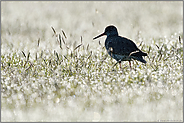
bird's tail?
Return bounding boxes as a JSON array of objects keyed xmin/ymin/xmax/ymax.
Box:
[
  {"xmin": 133, "ymin": 56, "xmax": 147, "ymax": 63},
  {"xmin": 129, "ymin": 50, "xmax": 147, "ymax": 63},
  {"xmin": 140, "ymin": 51, "xmax": 147, "ymax": 56},
  {"xmin": 138, "ymin": 58, "xmax": 147, "ymax": 63}
]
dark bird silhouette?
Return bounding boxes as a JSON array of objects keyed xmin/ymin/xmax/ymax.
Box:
[{"xmin": 93, "ymin": 25, "xmax": 147, "ymax": 69}]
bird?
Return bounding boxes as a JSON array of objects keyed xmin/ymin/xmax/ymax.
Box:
[{"xmin": 93, "ymin": 25, "xmax": 147, "ymax": 69}]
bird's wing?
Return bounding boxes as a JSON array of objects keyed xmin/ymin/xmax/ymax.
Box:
[{"xmin": 107, "ymin": 36, "xmax": 140, "ymax": 56}]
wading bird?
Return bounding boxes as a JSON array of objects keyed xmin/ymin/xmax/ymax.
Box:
[{"xmin": 93, "ymin": 25, "xmax": 147, "ymax": 69}]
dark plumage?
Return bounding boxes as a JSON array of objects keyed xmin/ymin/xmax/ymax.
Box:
[{"xmin": 93, "ymin": 25, "xmax": 147, "ymax": 69}]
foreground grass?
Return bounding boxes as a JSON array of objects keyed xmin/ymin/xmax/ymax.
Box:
[{"xmin": 1, "ymin": 29, "xmax": 183, "ymax": 121}]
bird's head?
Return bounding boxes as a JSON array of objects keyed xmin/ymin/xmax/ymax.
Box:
[{"xmin": 93, "ymin": 25, "xmax": 118, "ymax": 40}]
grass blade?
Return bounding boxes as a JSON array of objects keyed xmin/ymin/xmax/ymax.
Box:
[
  {"xmin": 22, "ymin": 51, "xmax": 26, "ymax": 58},
  {"xmin": 40, "ymin": 50, "xmax": 43, "ymax": 58},
  {"xmin": 74, "ymin": 44, "xmax": 82, "ymax": 51},
  {"xmin": 155, "ymin": 44, "xmax": 159, "ymax": 49},
  {"xmin": 37, "ymin": 38, "xmax": 40, "ymax": 47},
  {"xmin": 87, "ymin": 44, "xmax": 89, "ymax": 50},
  {"xmin": 179, "ymin": 36, "xmax": 181, "ymax": 44},
  {"xmin": 51, "ymin": 26, "xmax": 56, "ymax": 35},
  {"xmin": 81, "ymin": 36, "xmax": 82, "ymax": 44},
  {"xmin": 43, "ymin": 58, "xmax": 47, "ymax": 65},
  {"xmin": 59, "ymin": 34, "xmax": 62, "ymax": 49},
  {"xmin": 62, "ymin": 30, "xmax": 67, "ymax": 39},
  {"xmin": 63, "ymin": 55, "xmax": 68, "ymax": 60},
  {"xmin": 148, "ymin": 46, "xmax": 151, "ymax": 54},
  {"xmin": 27, "ymin": 52, "xmax": 30, "ymax": 61},
  {"xmin": 138, "ymin": 41, "xmax": 143, "ymax": 47},
  {"xmin": 62, "ymin": 36, "xmax": 66, "ymax": 44},
  {"xmin": 56, "ymin": 52, "xmax": 59, "ymax": 61},
  {"xmin": 99, "ymin": 41, "xmax": 101, "ymax": 45},
  {"xmin": 86, "ymin": 51, "xmax": 92, "ymax": 60},
  {"xmin": 35, "ymin": 53, "xmax": 37, "ymax": 61}
]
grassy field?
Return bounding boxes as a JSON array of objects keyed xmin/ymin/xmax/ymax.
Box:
[{"xmin": 1, "ymin": 1, "xmax": 183, "ymax": 122}]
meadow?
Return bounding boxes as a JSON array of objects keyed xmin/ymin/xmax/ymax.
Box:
[{"xmin": 1, "ymin": 1, "xmax": 183, "ymax": 122}]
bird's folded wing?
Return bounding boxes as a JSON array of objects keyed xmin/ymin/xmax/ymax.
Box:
[{"xmin": 107, "ymin": 38, "xmax": 139, "ymax": 56}]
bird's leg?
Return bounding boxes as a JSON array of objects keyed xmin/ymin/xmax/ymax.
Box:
[
  {"xmin": 129, "ymin": 61, "xmax": 132, "ymax": 70},
  {"xmin": 119, "ymin": 61, "xmax": 122, "ymax": 70}
]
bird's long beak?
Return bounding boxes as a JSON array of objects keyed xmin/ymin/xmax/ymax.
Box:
[{"xmin": 93, "ymin": 33, "xmax": 105, "ymax": 40}]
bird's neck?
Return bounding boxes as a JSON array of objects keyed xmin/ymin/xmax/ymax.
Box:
[{"xmin": 107, "ymin": 34, "xmax": 118, "ymax": 37}]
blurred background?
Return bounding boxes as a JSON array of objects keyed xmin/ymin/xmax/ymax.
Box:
[{"xmin": 1, "ymin": 1, "xmax": 183, "ymax": 53}]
